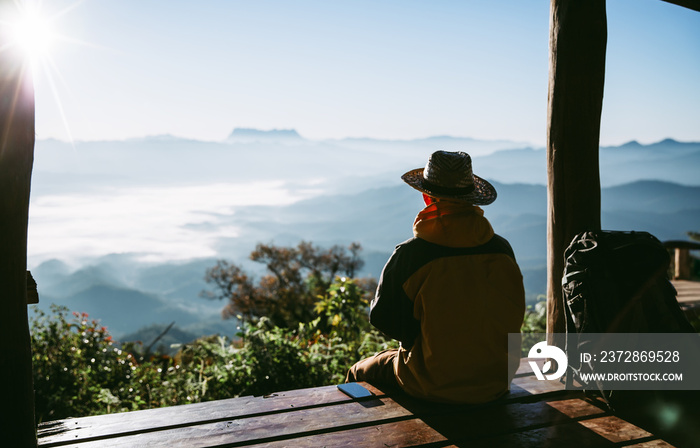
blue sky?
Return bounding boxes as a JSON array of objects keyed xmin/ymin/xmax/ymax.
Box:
[{"xmin": 25, "ymin": 0, "xmax": 700, "ymax": 146}]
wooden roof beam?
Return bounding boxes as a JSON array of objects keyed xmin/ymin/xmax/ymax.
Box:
[{"xmin": 660, "ymin": 0, "xmax": 700, "ymax": 13}]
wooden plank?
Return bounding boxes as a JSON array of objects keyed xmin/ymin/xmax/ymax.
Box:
[
  {"xmin": 40, "ymin": 368, "xmax": 572, "ymax": 446},
  {"xmin": 40, "ymin": 396, "xmax": 606, "ymax": 448},
  {"xmin": 0, "ymin": 0, "xmax": 38, "ymax": 445},
  {"xmin": 36, "ymin": 373, "xmax": 677, "ymax": 448},
  {"xmin": 412, "ymin": 398, "xmax": 606, "ymax": 443},
  {"xmin": 38, "ymin": 383, "xmax": 385, "ymax": 446},
  {"xmin": 378, "ymin": 374, "xmax": 569, "ymax": 417},
  {"xmin": 458, "ymin": 420, "xmax": 617, "ymax": 447},
  {"xmin": 405, "ymin": 397, "xmax": 669, "ymax": 448},
  {"xmin": 546, "ymin": 0, "xmax": 606, "ymax": 345},
  {"xmin": 546, "ymin": 398, "xmax": 605, "ymax": 418},
  {"xmin": 511, "ymin": 374, "xmax": 565, "ymax": 395},
  {"xmin": 579, "ymin": 415, "xmax": 653, "ymax": 443},
  {"xmin": 38, "ymin": 365, "xmax": 556, "ymax": 443},
  {"xmin": 626, "ymin": 440, "xmax": 676, "ymax": 448},
  {"xmin": 39, "ymin": 397, "xmax": 417, "ymax": 448},
  {"xmin": 672, "ymin": 279, "xmax": 700, "ymax": 304},
  {"xmin": 40, "ymin": 378, "xmax": 594, "ymax": 448},
  {"xmin": 674, "ymin": 279, "xmax": 700, "ymax": 322},
  {"xmin": 245, "ymin": 419, "xmax": 449, "ymax": 448}
]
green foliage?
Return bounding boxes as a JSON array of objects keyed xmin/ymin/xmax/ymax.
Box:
[
  {"xmin": 520, "ymin": 296, "xmax": 547, "ymax": 357},
  {"xmin": 30, "ymin": 305, "xmax": 134, "ymax": 422},
  {"xmin": 314, "ymin": 276, "xmax": 374, "ymax": 341},
  {"xmin": 31, "ymin": 277, "xmax": 396, "ymax": 422},
  {"xmin": 228, "ymin": 276, "xmax": 395, "ymax": 394},
  {"xmin": 521, "ymin": 296, "xmax": 547, "ymax": 334},
  {"xmin": 231, "ymin": 320, "xmax": 327, "ymax": 395}
]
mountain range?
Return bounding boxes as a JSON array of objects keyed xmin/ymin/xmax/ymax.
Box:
[{"xmin": 28, "ymin": 132, "xmax": 700, "ymax": 345}]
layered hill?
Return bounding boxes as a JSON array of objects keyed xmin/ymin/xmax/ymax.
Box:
[{"xmin": 28, "ymin": 133, "xmax": 700, "ymax": 342}]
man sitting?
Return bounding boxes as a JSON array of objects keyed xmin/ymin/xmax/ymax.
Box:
[{"xmin": 346, "ymin": 150, "xmax": 525, "ymax": 404}]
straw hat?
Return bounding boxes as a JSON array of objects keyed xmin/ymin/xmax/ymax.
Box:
[{"xmin": 401, "ymin": 150, "xmax": 497, "ymax": 205}]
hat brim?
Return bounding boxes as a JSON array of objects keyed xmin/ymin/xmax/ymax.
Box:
[{"xmin": 401, "ymin": 168, "xmax": 497, "ymax": 205}]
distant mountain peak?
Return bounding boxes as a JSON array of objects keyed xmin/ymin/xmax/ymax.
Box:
[
  {"xmin": 227, "ymin": 128, "xmax": 302, "ymax": 141},
  {"xmin": 619, "ymin": 140, "xmax": 642, "ymax": 148},
  {"xmin": 614, "ymin": 138, "xmax": 692, "ymax": 149}
]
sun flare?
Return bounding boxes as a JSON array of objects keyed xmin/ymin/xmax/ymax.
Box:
[
  {"xmin": 1, "ymin": 0, "xmax": 93, "ymax": 145},
  {"xmin": 6, "ymin": 4, "xmax": 55, "ymax": 62},
  {"xmin": 12, "ymin": 12, "xmax": 53, "ymax": 58}
]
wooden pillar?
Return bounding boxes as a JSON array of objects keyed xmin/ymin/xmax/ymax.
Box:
[
  {"xmin": 0, "ymin": 0, "xmax": 38, "ymax": 445},
  {"xmin": 546, "ymin": 0, "xmax": 607, "ymax": 345},
  {"xmin": 675, "ymin": 248, "xmax": 691, "ymax": 280}
]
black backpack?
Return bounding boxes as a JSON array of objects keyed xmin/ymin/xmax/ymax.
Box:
[{"xmin": 562, "ymin": 230, "xmax": 695, "ymax": 407}]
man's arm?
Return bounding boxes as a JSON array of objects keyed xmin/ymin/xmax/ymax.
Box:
[{"xmin": 369, "ymin": 244, "xmax": 421, "ymax": 349}]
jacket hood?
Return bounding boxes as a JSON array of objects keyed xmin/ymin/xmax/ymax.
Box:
[{"xmin": 413, "ymin": 200, "xmax": 494, "ymax": 247}]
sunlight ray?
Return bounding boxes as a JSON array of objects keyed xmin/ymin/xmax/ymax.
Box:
[
  {"xmin": 45, "ymin": 52, "xmax": 77, "ymax": 103},
  {"xmin": 49, "ymin": 0, "xmax": 88, "ymax": 22},
  {"xmin": 53, "ymin": 33, "xmax": 109, "ymax": 51},
  {"xmin": 40, "ymin": 57, "xmax": 76, "ymax": 148}
]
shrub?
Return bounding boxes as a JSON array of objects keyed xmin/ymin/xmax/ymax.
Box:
[
  {"xmin": 30, "ymin": 305, "xmax": 135, "ymax": 421},
  {"xmin": 30, "ymin": 277, "xmax": 396, "ymax": 421},
  {"xmin": 521, "ymin": 296, "xmax": 547, "ymax": 334},
  {"xmin": 520, "ymin": 296, "xmax": 547, "ymax": 356}
]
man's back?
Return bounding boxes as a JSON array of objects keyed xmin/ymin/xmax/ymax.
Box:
[{"xmin": 371, "ymin": 209, "xmax": 525, "ymax": 403}]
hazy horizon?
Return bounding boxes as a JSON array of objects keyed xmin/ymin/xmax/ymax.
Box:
[
  {"xmin": 27, "ymin": 136, "xmax": 700, "ymax": 269},
  {"xmin": 18, "ymin": 1, "xmax": 700, "ymax": 147},
  {"xmin": 31, "ymin": 130, "xmax": 700, "ymax": 147}
]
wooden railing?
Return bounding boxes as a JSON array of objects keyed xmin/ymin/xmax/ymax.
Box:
[{"xmin": 665, "ymin": 240, "xmax": 700, "ymax": 280}]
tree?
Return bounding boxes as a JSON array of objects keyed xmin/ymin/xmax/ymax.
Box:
[{"xmin": 202, "ymin": 241, "xmax": 367, "ymax": 329}]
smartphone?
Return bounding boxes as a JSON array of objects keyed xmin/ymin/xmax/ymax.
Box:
[{"xmin": 337, "ymin": 382, "xmax": 373, "ymax": 399}]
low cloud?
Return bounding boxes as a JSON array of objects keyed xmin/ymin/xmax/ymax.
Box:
[{"xmin": 28, "ymin": 181, "xmax": 320, "ymax": 266}]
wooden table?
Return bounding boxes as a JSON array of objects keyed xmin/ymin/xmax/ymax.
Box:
[{"xmin": 38, "ymin": 359, "xmax": 691, "ymax": 447}]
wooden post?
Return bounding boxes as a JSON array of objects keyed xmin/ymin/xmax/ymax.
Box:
[
  {"xmin": 675, "ymin": 248, "xmax": 691, "ymax": 280},
  {"xmin": 546, "ymin": 0, "xmax": 606, "ymax": 345},
  {"xmin": 0, "ymin": 0, "xmax": 38, "ymax": 445}
]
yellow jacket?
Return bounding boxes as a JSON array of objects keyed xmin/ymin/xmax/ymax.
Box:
[{"xmin": 370, "ymin": 200, "xmax": 525, "ymax": 403}]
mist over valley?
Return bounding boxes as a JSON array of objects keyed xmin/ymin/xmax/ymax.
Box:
[{"xmin": 28, "ymin": 132, "xmax": 700, "ymax": 345}]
